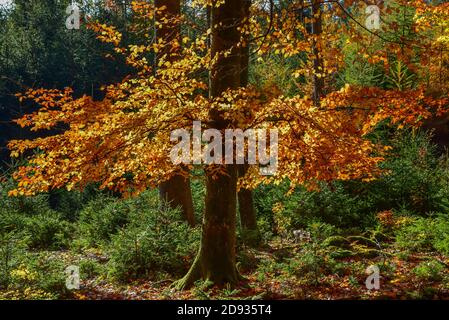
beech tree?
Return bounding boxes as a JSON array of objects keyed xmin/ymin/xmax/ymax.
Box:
[
  {"xmin": 8, "ymin": 0, "xmax": 448, "ymax": 288},
  {"xmin": 237, "ymin": 0, "xmax": 260, "ymax": 244},
  {"xmin": 175, "ymin": 0, "xmax": 246, "ymax": 288},
  {"xmin": 155, "ymin": 0, "xmax": 195, "ymax": 226}
]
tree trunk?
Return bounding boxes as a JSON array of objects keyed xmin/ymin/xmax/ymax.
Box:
[
  {"xmin": 159, "ymin": 176, "xmax": 195, "ymax": 227},
  {"xmin": 175, "ymin": 0, "xmax": 244, "ymax": 289},
  {"xmin": 175, "ymin": 165, "xmax": 240, "ymax": 288},
  {"xmin": 238, "ymin": 165, "xmax": 260, "ymax": 244},
  {"xmin": 155, "ymin": 0, "xmax": 195, "ymax": 226},
  {"xmin": 237, "ymin": 0, "xmax": 260, "ymax": 245}
]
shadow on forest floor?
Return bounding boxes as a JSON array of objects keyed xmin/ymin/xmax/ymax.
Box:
[{"xmin": 72, "ymin": 237, "xmax": 449, "ymax": 300}]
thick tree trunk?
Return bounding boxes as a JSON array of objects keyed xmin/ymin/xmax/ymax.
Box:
[
  {"xmin": 237, "ymin": 0, "xmax": 260, "ymax": 245},
  {"xmin": 175, "ymin": 0, "xmax": 244, "ymax": 289},
  {"xmin": 175, "ymin": 166, "xmax": 240, "ymax": 288},
  {"xmin": 155, "ymin": 0, "xmax": 195, "ymax": 226}
]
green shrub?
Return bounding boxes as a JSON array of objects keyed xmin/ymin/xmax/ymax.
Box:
[
  {"xmin": 0, "ymin": 232, "xmax": 28, "ymax": 289},
  {"xmin": 77, "ymin": 195, "xmax": 130, "ymax": 246},
  {"xmin": 23, "ymin": 212, "xmax": 73, "ymax": 249},
  {"xmin": 0, "ymin": 211, "xmax": 73, "ymax": 250},
  {"xmin": 79, "ymin": 259, "xmax": 103, "ymax": 280},
  {"xmin": 26, "ymin": 253, "xmax": 70, "ymax": 297},
  {"xmin": 254, "ymin": 177, "xmax": 375, "ymax": 233},
  {"xmin": 0, "ymin": 210, "xmax": 27, "ymax": 235},
  {"xmin": 253, "ymin": 182, "xmax": 289, "ymax": 236},
  {"xmin": 0, "ymin": 210, "xmax": 73, "ymax": 250},
  {"xmin": 395, "ymin": 217, "xmax": 434, "ymax": 252},
  {"xmin": 253, "ymin": 130, "xmax": 449, "ymax": 233},
  {"xmin": 256, "ymin": 217, "xmax": 274, "ymax": 242},
  {"xmin": 287, "ymin": 247, "xmax": 328, "ymax": 285},
  {"xmin": 107, "ymin": 192, "xmax": 200, "ymax": 281},
  {"xmin": 4, "ymin": 252, "xmax": 70, "ymax": 300},
  {"xmin": 0, "ymin": 178, "xmax": 74, "ymax": 250},
  {"xmin": 413, "ymin": 260, "xmax": 445, "ymax": 282},
  {"xmin": 432, "ymin": 218, "xmax": 449, "ymax": 255},
  {"xmin": 254, "ymin": 239, "xmax": 339, "ymax": 287},
  {"xmin": 307, "ymin": 221, "xmax": 340, "ymax": 242},
  {"xmin": 395, "ymin": 214, "xmax": 449, "ymax": 255},
  {"xmin": 0, "ymin": 242, "xmax": 70, "ymax": 300},
  {"xmin": 369, "ymin": 131, "xmax": 449, "ymax": 215}
]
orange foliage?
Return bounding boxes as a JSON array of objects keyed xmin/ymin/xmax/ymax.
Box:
[{"xmin": 7, "ymin": 0, "xmax": 448, "ymax": 197}]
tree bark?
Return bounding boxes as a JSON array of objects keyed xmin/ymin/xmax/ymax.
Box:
[
  {"xmin": 155, "ymin": 0, "xmax": 195, "ymax": 226},
  {"xmin": 237, "ymin": 0, "xmax": 260, "ymax": 245},
  {"xmin": 238, "ymin": 165, "xmax": 260, "ymax": 243},
  {"xmin": 175, "ymin": 0, "xmax": 244, "ymax": 289},
  {"xmin": 159, "ymin": 176, "xmax": 195, "ymax": 227},
  {"xmin": 175, "ymin": 166, "xmax": 240, "ymax": 288}
]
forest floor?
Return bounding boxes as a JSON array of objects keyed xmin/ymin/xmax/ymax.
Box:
[{"xmin": 70, "ymin": 238, "xmax": 449, "ymax": 300}]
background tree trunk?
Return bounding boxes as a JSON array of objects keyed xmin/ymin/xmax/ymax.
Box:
[
  {"xmin": 238, "ymin": 166, "xmax": 260, "ymax": 244},
  {"xmin": 237, "ymin": 0, "xmax": 260, "ymax": 245},
  {"xmin": 159, "ymin": 176, "xmax": 195, "ymax": 226},
  {"xmin": 155, "ymin": 0, "xmax": 195, "ymax": 226},
  {"xmin": 175, "ymin": 0, "xmax": 244, "ymax": 289}
]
